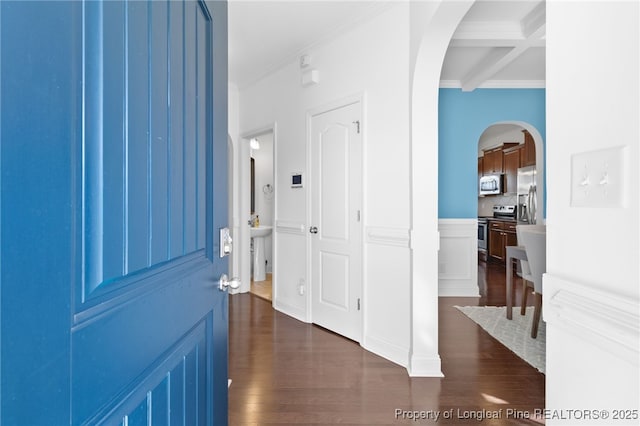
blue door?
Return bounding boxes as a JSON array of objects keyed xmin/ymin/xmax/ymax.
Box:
[{"xmin": 0, "ymin": 1, "xmax": 229, "ymax": 424}]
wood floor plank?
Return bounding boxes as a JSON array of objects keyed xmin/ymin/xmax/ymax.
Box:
[{"xmin": 229, "ymin": 260, "xmax": 545, "ymax": 425}]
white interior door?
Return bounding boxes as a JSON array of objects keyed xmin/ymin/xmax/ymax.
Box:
[{"xmin": 310, "ymin": 101, "xmax": 362, "ymax": 342}]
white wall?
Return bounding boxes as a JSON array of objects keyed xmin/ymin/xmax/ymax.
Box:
[
  {"xmin": 229, "ymin": 83, "xmax": 240, "ymax": 148},
  {"xmin": 238, "ymin": 5, "xmax": 413, "ymax": 366},
  {"xmin": 251, "ymin": 131, "xmax": 274, "ymax": 272},
  {"xmin": 228, "ymin": 83, "xmax": 241, "ymax": 283},
  {"xmin": 546, "ymin": 1, "xmax": 639, "ymax": 423}
]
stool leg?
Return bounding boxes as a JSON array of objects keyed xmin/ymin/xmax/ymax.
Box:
[
  {"xmin": 520, "ymin": 281, "xmax": 529, "ymax": 315},
  {"xmin": 531, "ymin": 292, "xmax": 543, "ymax": 338}
]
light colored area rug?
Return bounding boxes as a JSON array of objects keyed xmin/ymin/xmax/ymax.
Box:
[{"xmin": 455, "ymin": 306, "xmax": 546, "ymax": 374}]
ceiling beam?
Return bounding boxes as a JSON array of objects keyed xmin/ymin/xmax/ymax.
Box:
[{"xmin": 459, "ymin": 2, "xmax": 546, "ymax": 91}]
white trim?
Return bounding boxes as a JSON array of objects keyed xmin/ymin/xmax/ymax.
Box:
[
  {"xmin": 440, "ymin": 80, "xmax": 546, "ymax": 89},
  {"xmin": 306, "ymin": 92, "xmax": 364, "ymax": 119},
  {"xmin": 544, "ymin": 274, "xmax": 640, "ymax": 366},
  {"xmin": 240, "ymin": 124, "xmax": 276, "ymax": 141},
  {"xmin": 275, "ymin": 220, "xmax": 305, "ymax": 235},
  {"xmin": 452, "ymin": 20, "xmax": 524, "ymax": 41},
  {"xmin": 273, "ymin": 298, "xmax": 308, "ymax": 325},
  {"xmin": 408, "ymin": 354, "xmax": 445, "ymax": 378},
  {"xmin": 363, "ymin": 335, "xmax": 410, "ymax": 368},
  {"xmin": 365, "ymin": 226, "xmax": 411, "ymax": 248}
]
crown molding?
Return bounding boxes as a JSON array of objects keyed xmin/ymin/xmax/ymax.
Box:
[{"xmin": 440, "ymin": 80, "xmax": 545, "ymax": 89}]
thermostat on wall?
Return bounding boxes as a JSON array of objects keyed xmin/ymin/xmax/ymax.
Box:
[{"xmin": 291, "ymin": 172, "xmax": 303, "ymax": 188}]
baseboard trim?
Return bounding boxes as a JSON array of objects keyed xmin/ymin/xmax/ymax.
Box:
[
  {"xmin": 363, "ymin": 334, "xmax": 410, "ymax": 368},
  {"xmin": 408, "ymin": 354, "xmax": 444, "ymax": 377},
  {"xmin": 273, "ymin": 298, "xmax": 308, "ymax": 324},
  {"xmin": 438, "ymin": 285, "xmax": 480, "ymax": 297}
]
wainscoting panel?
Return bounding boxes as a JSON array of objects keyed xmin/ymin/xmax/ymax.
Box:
[
  {"xmin": 544, "ymin": 274, "xmax": 639, "ymax": 416},
  {"xmin": 273, "ymin": 226, "xmax": 308, "ymax": 322},
  {"xmin": 438, "ymin": 219, "xmax": 479, "ymax": 297},
  {"xmin": 364, "ymin": 227, "xmax": 412, "ymax": 367}
]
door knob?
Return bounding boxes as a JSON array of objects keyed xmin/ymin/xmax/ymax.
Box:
[
  {"xmin": 218, "ymin": 274, "xmax": 241, "ymax": 292},
  {"xmin": 309, "ymin": 226, "xmax": 318, "ymax": 234}
]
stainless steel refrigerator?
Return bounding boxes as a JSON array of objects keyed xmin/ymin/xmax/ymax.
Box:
[{"xmin": 517, "ymin": 165, "xmax": 537, "ymax": 224}]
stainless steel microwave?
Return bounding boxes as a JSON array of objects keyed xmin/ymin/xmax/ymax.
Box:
[{"xmin": 479, "ymin": 174, "xmax": 502, "ymax": 195}]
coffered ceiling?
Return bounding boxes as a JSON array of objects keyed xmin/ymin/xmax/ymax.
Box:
[{"xmin": 228, "ymin": 0, "xmax": 546, "ymax": 91}]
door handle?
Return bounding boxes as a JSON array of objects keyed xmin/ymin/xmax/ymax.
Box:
[
  {"xmin": 309, "ymin": 226, "xmax": 318, "ymax": 234},
  {"xmin": 218, "ymin": 274, "xmax": 241, "ymax": 292}
]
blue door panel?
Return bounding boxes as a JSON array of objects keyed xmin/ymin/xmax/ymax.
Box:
[
  {"xmin": 150, "ymin": 0, "xmax": 170, "ymax": 266},
  {"xmin": 72, "ymin": 260, "xmax": 214, "ymax": 423},
  {"xmin": 150, "ymin": 375, "xmax": 169, "ymax": 426},
  {"xmin": 184, "ymin": 0, "xmax": 198, "ymax": 255},
  {"xmin": 82, "ymin": 318, "xmax": 209, "ymax": 425},
  {"xmin": 83, "ymin": 0, "xmax": 213, "ymax": 297},
  {"xmin": 197, "ymin": 8, "xmax": 208, "ymax": 251},
  {"xmin": 125, "ymin": 0, "xmax": 152, "ymax": 276},
  {"xmin": 170, "ymin": 361, "xmax": 185, "ymax": 425},
  {"xmin": 0, "ymin": 1, "xmax": 80, "ymax": 424},
  {"xmin": 102, "ymin": 0, "xmax": 127, "ymax": 283},
  {"xmin": 0, "ymin": 0, "xmax": 228, "ymax": 424},
  {"xmin": 169, "ymin": 0, "xmax": 186, "ymax": 260},
  {"xmin": 127, "ymin": 401, "xmax": 149, "ymax": 426}
]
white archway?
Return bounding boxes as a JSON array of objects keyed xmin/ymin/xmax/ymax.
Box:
[{"xmin": 408, "ymin": 0, "xmax": 474, "ymax": 377}]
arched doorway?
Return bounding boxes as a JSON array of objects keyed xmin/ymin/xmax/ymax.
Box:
[
  {"xmin": 408, "ymin": 0, "xmax": 474, "ymax": 377},
  {"xmin": 477, "ymin": 122, "xmax": 545, "ymax": 226},
  {"xmin": 409, "ymin": 1, "xmax": 546, "ymax": 377}
]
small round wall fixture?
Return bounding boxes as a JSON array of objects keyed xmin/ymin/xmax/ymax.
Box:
[{"xmin": 263, "ymin": 184, "xmax": 274, "ymax": 200}]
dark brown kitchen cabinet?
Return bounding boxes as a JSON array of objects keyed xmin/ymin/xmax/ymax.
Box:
[
  {"xmin": 488, "ymin": 220, "xmax": 518, "ymax": 262},
  {"xmin": 520, "ymin": 130, "xmax": 536, "ymax": 167},
  {"xmin": 481, "ymin": 143, "xmax": 519, "ymax": 175},
  {"xmin": 503, "ymin": 147, "xmax": 520, "ymax": 194},
  {"xmin": 489, "ymin": 226, "xmax": 503, "ymax": 260},
  {"xmin": 482, "ymin": 147, "xmax": 503, "ymax": 174}
]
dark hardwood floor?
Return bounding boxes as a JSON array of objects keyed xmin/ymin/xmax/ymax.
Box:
[{"xmin": 228, "ymin": 259, "xmax": 545, "ymax": 425}]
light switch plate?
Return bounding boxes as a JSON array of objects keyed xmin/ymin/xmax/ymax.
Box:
[
  {"xmin": 219, "ymin": 227, "xmax": 232, "ymax": 258},
  {"xmin": 571, "ymin": 146, "xmax": 626, "ymax": 208}
]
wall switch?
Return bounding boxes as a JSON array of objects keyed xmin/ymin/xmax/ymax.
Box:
[
  {"xmin": 570, "ymin": 146, "xmax": 626, "ymax": 208},
  {"xmin": 219, "ymin": 227, "xmax": 232, "ymax": 257}
]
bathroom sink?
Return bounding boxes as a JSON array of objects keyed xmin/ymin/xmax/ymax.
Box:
[
  {"xmin": 250, "ymin": 226, "xmax": 272, "ymax": 282},
  {"xmin": 250, "ymin": 226, "xmax": 272, "ymax": 238}
]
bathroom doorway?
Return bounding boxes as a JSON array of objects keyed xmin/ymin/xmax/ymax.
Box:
[{"xmin": 235, "ymin": 126, "xmax": 276, "ymax": 302}]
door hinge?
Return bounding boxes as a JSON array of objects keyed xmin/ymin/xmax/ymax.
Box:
[
  {"xmin": 357, "ymin": 210, "xmax": 361, "ymax": 222},
  {"xmin": 353, "ymin": 120, "xmax": 360, "ymax": 134},
  {"xmin": 357, "ymin": 298, "xmax": 361, "ymax": 311}
]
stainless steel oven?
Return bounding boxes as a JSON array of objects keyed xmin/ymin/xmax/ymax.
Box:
[{"xmin": 478, "ymin": 218, "xmax": 488, "ymax": 250}]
